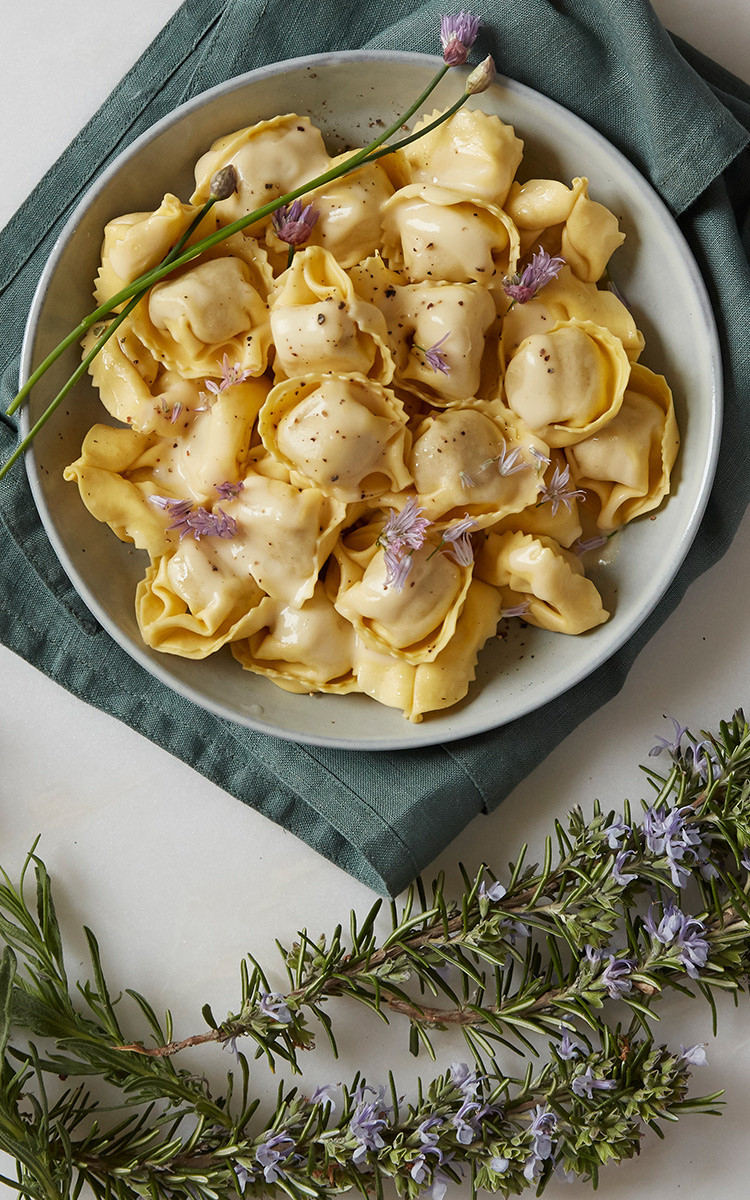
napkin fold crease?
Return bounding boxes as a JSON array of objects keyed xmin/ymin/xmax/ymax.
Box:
[{"xmin": 1, "ymin": 0, "xmax": 748, "ymax": 896}]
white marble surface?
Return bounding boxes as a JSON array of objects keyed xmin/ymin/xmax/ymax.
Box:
[{"xmin": 0, "ymin": 2, "xmax": 749, "ymax": 1197}]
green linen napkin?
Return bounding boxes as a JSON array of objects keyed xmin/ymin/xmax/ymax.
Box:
[{"xmin": 1, "ymin": 0, "xmax": 748, "ymax": 896}]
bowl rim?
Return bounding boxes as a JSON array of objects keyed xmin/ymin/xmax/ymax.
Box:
[{"xmin": 20, "ymin": 49, "xmax": 723, "ymax": 750}]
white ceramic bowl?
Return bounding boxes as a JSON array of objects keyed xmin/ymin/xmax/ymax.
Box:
[{"xmin": 21, "ymin": 50, "xmax": 722, "ymax": 751}]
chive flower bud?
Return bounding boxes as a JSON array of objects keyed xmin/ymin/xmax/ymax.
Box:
[{"xmin": 210, "ymin": 164, "xmax": 238, "ymax": 200}]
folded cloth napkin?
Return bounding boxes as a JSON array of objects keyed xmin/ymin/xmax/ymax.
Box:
[{"xmin": 1, "ymin": 0, "xmax": 748, "ymax": 896}]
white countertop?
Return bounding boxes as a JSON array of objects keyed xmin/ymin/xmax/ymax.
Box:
[{"xmin": 1, "ymin": 2, "xmax": 749, "ymax": 1197}]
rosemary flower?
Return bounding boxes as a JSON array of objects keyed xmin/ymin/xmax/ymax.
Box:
[
  {"xmin": 599, "ymin": 955, "xmax": 635, "ymax": 1000},
  {"xmin": 255, "ymin": 1131, "xmax": 296, "ymax": 1184},
  {"xmin": 271, "ymin": 199, "xmax": 319, "ymax": 246},
  {"xmin": 502, "ymin": 247, "xmax": 565, "ymax": 304},
  {"xmin": 644, "ymin": 903, "xmax": 710, "ymax": 979},
  {"xmin": 349, "ymin": 1084, "xmax": 392, "ymax": 1163},
  {"xmin": 557, "ymin": 1030, "xmax": 580, "ymax": 1060},
  {"xmin": 612, "ymin": 849, "xmax": 638, "ymax": 887},
  {"xmin": 680, "ymin": 1043, "xmax": 708, "ymax": 1067},
  {"xmin": 440, "ymin": 11, "xmax": 481, "ymax": 65},
  {"xmin": 643, "ymin": 803, "xmax": 706, "ymax": 887},
  {"xmin": 258, "ymin": 992, "xmax": 292, "ymax": 1024},
  {"xmin": 571, "ymin": 1067, "xmax": 617, "ymax": 1099}
]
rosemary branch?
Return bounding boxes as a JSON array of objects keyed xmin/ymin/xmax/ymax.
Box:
[{"xmin": 0, "ymin": 711, "xmax": 747, "ymax": 1199}]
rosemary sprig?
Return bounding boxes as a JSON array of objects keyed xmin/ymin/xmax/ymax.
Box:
[{"xmin": 0, "ymin": 711, "xmax": 747, "ymax": 1199}]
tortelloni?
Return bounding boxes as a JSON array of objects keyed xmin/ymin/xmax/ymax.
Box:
[
  {"xmin": 565, "ymin": 363, "xmax": 680, "ymax": 529},
  {"xmin": 503, "ymin": 319, "xmax": 631, "ymax": 447},
  {"xmin": 258, "ymin": 374, "xmax": 412, "ymax": 502},
  {"xmin": 66, "ymin": 100, "xmax": 680, "ymax": 722}
]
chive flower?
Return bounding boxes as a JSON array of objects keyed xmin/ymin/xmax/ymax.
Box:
[
  {"xmin": 271, "ymin": 199, "xmax": 319, "ymax": 246},
  {"xmin": 148, "ymin": 495, "xmax": 237, "ymax": 541},
  {"xmin": 378, "ymin": 499, "xmax": 432, "ymax": 590},
  {"xmin": 440, "ymin": 12, "xmax": 481, "ymax": 65},
  {"xmin": 415, "ymin": 332, "xmax": 451, "ymax": 375},
  {"xmin": 503, "ymin": 247, "xmax": 565, "ymax": 304},
  {"xmin": 537, "ymin": 463, "xmax": 586, "ymax": 516},
  {"xmin": 439, "ymin": 515, "xmax": 477, "ymax": 566}
]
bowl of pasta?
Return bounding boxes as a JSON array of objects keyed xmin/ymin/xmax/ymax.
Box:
[{"xmin": 21, "ymin": 51, "xmax": 721, "ymax": 749}]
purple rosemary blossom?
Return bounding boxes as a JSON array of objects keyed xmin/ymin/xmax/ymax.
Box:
[
  {"xmin": 204, "ymin": 353, "xmax": 253, "ymax": 396},
  {"xmin": 450, "ymin": 1062, "xmax": 483, "ymax": 1097},
  {"xmin": 233, "ymin": 1163, "xmax": 251, "ymax": 1193},
  {"xmin": 349, "ymin": 1084, "xmax": 391, "ymax": 1164},
  {"xmin": 222, "ymin": 1034, "xmax": 242, "ymax": 1064},
  {"xmin": 522, "ymin": 1104, "xmax": 557, "ymax": 1183},
  {"xmin": 649, "ymin": 717, "xmax": 720, "ymax": 784},
  {"xmin": 215, "ymin": 479, "xmax": 244, "ymax": 500},
  {"xmin": 502, "ymin": 248, "xmax": 565, "ymax": 305},
  {"xmin": 584, "ymin": 944, "xmax": 605, "ymax": 966},
  {"xmin": 418, "ymin": 332, "xmax": 451, "ymax": 375},
  {"xmin": 612, "ymin": 849, "xmax": 638, "ymax": 887},
  {"xmin": 478, "ymin": 879, "xmax": 507, "ymax": 903},
  {"xmin": 440, "ymin": 11, "xmax": 481, "ymax": 65},
  {"xmin": 644, "ymin": 902, "xmax": 710, "ymax": 979},
  {"xmin": 571, "ymin": 1067, "xmax": 617, "ymax": 1099},
  {"xmin": 309, "ymin": 1083, "xmax": 337, "ymax": 1111},
  {"xmin": 605, "ymin": 815, "xmax": 631, "ymax": 849},
  {"xmin": 378, "ymin": 499, "xmax": 432, "ymax": 590},
  {"xmin": 439, "ymin": 515, "xmax": 478, "ymax": 566},
  {"xmin": 258, "ymin": 992, "xmax": 292, "ymax": 1024},
  {"xmin": 557, "ymin": 1030, "xmax": 580, "ymax": 1061},
  {"xmin": 271, "ymin": 199, "xmax": 319, "ymax": 246},
  {"xmin": 599, "ymin": 955, "xmax": 635, "ymax": 1000},
  {"xmin": 410, "ymin": 1143, "xmax": 446, "ymax": 1186},
  {"xmin": 642, "ymin": 803, "xmax": 705, "ymax": 887},
  {"xmin": 453, "ymin": 1096, "xmax": 494, "ymax": 1144},
  {"xmin": 255, "ymin": 1132, "xmax": 296, "ymax": 1184},
  {"xmin": 680, "ymin": 1043, "xmax": 708, "ymax": 1067},
  {"xmin": 537, "ymin": 463, "xmax": 586, "ymax": 516}
]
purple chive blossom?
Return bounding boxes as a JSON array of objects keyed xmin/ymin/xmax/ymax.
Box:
[
  {"xmin": 599, "ymin": 956, "xmax": 635, "ymax": 1000},
  {"xmin": 480, "ymin": 441, "xmax": 529, "ymax": 478},
  {"xmin": 573, "ymin": 532, "xmax": 610, "ymax": 555},
  {"xmin": 530, "ymin": 446, "xmax": 551, "ymax": 469},
  {"xmin": 205, "ymin": 353, "xmax": 253, "ymax": 397},
  {"xmin": 378, "ymin": 498, "xmax": 432, "ymax": 590},
  {"xmin": 418, "ymin": 332, "xmax": 451, "ymax": 375},
  {"xmin": 680, "ymin": 1043, "xmax": 708, "ymax": 1067},
  {"xmin": 571, "ymin": 1067, "xmax": 617, "ymax": 1099},
  {"xmin": 440, "ymin": 12, "xmax": 481, "ymax": 65},
  {"xmin": 612, "ymin": 849, "xmax": 638, "ymax": 887},
  {"xmin": 537, "ymin": 463, "xmax": 586, "ymax": 516},
  {"xmin": 502, "ymin": 248, "xmax": 565, "ymax": 305},
  {"xmin": 215, "ymin": 479, "xmax": 245, "ymax": 500},
  {"xmin": 643, "ymin": 803, "xmax": 706, "ymax": 887},
  {"xmin": 169, "ymin": 401, "xmax": 183, "ymax": 424},
  {"xmin": 349, "ymin": 1084, "xmax": 392, "ymax": 1164},
  {"xmin": 271, "ymin": 199, "xmax": 319, "ymax": 246},
  {"xmin": 255, "ymin": 1132, "xmax": 296, "ymax": 1183},
  {"xmin": 258, "ymin": 992, "xmax": 292, "ymax": 1024},
  {"xmin": 644, "ymin": 903, "xmax": 710, "ymax": 979},
  {"xmin": 439, "ymin": 515, "xmax": 478, "ymax": 566},
  {"xmin": 501, "ymin": 599, "xmax": 531, "ymax": 619},
  {"xmin": 557, "ymin": 1030, "xmax": 580, "ymax": 1061},
  {"xmin": 148, "ymin": 495, "xmax": 238, "ymax": 541},
  {"xmin": 459, "ymin": 469, "xmax": 476, "ymax": 489}
]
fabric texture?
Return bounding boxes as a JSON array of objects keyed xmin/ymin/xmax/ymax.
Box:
[{"xmin": 1, "ymin": 0, "xmax": 748, "ymax": 896}]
